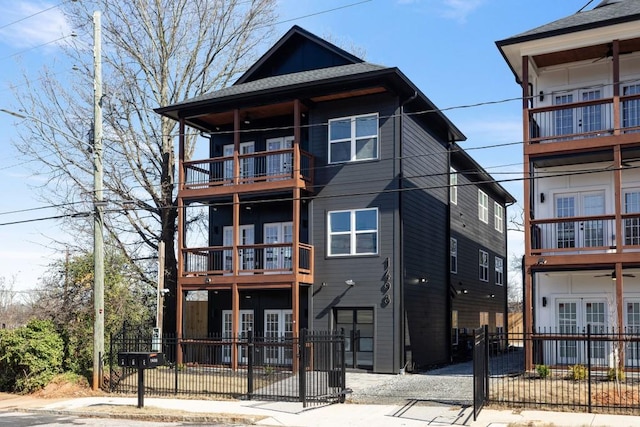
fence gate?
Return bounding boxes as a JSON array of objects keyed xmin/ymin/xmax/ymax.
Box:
[
  {"xmin": 472, "ymin": 325, "xmax": 489, "ymax": 421},
  {"xmin": 299, "ymin": 329, "xmax": 347, "ymax": 407}
]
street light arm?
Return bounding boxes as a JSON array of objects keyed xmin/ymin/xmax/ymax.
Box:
[{"xmin": 0, "ymin": 108, "xmax": 88, "ymax": 146}]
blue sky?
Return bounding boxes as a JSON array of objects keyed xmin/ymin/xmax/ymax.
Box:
[{"xmin": 0, "ymin": 0, "xmax": 590, "ymax": 293}]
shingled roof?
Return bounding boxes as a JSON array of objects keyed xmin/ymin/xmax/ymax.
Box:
[{"xmin": 498, "ymin": 0, "xmax": 640, "ymax": 46}]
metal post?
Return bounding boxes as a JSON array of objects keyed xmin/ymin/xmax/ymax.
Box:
[
  {"xmin": 587, "ymin": 324, "xmax": 592, "ymax": 413},
  {"xmin": 92, "ymin": 9, "xmax": 105, "ymax": 392},
  {"xmin": 137, "ymin": 368, "xmax": 145, "ymax": 408},
  {"xmin": 299, "ymin": 329, "xmax": 307, "ymax": 406},
  {"xmin": 247, "ymin": 330, "xmax": 254, "ymax": 399}
]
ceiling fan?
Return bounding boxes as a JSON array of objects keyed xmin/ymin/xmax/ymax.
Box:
[{"xmin": 594, "ymin": 271, "xmax": 636, "ymax": 279}]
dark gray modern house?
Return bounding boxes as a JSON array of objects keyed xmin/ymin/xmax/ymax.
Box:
[{"xmin": 156, "ymin": 25, "xmax": 515, "ymax": 374}]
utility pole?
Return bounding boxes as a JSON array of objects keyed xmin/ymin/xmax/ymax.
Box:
[{"xmin": 92, "ymin": 10, "xmax": 104, "ymax": 391}]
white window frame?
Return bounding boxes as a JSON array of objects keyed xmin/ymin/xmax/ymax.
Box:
[
  {"xmin": 450, "ymin": 168, "xmax": 458, "ymax": 205},
  {"xmin": 450, "ymin": 238, "xmax": 458, "ymax": 274},
  {"xmin": 327, "ymin": 208, "xmax": 378, "ymax": 256},
  {"xmin": 479, "ymin": 250, "xmax": 489, "ymax": 282},
  {"xmin": 478, "ymin": 190, "xmax": 489, "ymax": 223},
  {"xmin": 494, "ymin": 202, "xmax": 504, "ymax": 233},
  {"xmin": 495, "ymin": 256, "xmax": 504, "ymax": 286},
  {"xmin": 328, "ymin": 113, "xmax": 379, "ymax": 164}
]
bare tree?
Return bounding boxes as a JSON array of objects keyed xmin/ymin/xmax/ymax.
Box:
[{"xmin": 10, "ymin": 0, "xmax": 277, "ymax": 333}]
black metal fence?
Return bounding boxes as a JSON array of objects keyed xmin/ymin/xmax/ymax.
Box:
[
  {"xmin": 107, "ymin": 326, "xmax": 346, "ymax": 407},
  {"xmin": 485, "ymin": 326, "xmax": 640, "ymax": 415},
  {"xmin": 472, "ymin": 325, "xmax": 488, "ymax": 421}
]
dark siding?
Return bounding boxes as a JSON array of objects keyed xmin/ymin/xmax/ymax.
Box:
[
  {"xmin": 450, "ymin": 164, "xmax": 509, "ymax": 334},
  {"xmin": 400, "ymin": 112, "xmax": 450, "ymax": 369},
  {"xmin": 309, "ymin": 93, "xmax": 400, "ymax": 374}
]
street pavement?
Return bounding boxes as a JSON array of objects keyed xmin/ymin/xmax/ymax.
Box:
[{"xmin": 2, "ymin": 372, "xmax": 640, "ymax": 426}]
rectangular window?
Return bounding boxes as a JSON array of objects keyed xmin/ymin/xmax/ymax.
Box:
[
  {"xmin": 496, "ymin": 312, "xmax": 504, "ymax": 334},
  {"xmin": 328, "ymin": 208, "xmax": 378, "ymax": 256},
  {"xmin": 623, "ymin": 84, "xmax": 640, "ymax": 133},
  {"xmin": 328, "ymin": 113, "xmax": 378, "ymax": 163},
  {"xmin": 495, "ymin": 256, "xmax": 504, "ymax": 286},
  {"xmin": 450, "ymin": 168, "xmax": 457, "ymax": 204},
  {"xmin": 624, "ymin": 190, "xmax": 640, "ymax": 245},
  {"xmin": 479, "ymin": 250, "xmax": 489, "ymax": 282},
  {"xmin": 478, "ymin": 190, "xmax": 489, "ymax": 223},
  {"xmin": 480, "ymin": 312, "xmax": 489, "ymax": 327},
  {"xmin": 450, "ymin": 238, "xmax": 458, "ymax": 274},
  {"xmin": 494, "ymin": 202, "xmax": 504, "ymax": 233},
  {"xmin": 451, "ymin": 310, "xmax": 458, "ymax": 346}
]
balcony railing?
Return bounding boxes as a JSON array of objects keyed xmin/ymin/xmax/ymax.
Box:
[
  {"xmin": 183, "ymin": 148, "xmax": 313, "ymax": 190},
  {"xmin": 530, "ymin": 213, "xmax": 640, "ymax": 254},
  {"xmin": 183, "ymin": 243, "xmax": 314, "ymax": 277},
  {"xmin": 528, "ymin": 93, "xmax": 640, "ymax": 143}
]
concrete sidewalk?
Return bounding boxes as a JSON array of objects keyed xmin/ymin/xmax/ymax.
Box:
[{"xmin": 4, "ymin": 395, "xmax": 640, "ymax": 427}]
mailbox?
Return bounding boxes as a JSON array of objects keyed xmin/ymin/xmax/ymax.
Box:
[
  {"xmin": 117, "ymin": 352, "xmax": 164, "ymax": 369},
  {"xmin": 116, "ymin": 352, "xmax": 165, "ymax": 408}
]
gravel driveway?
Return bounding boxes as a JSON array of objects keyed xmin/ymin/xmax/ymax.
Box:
[{"xmin": 346, "ymin": 361, "xmax": 474, "ymax": 406}]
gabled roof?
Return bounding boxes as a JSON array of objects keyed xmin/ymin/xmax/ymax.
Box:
[
  {"xmin": 235, "ymin": 25, "xmax": 363, "ymax": 85},
  {"xmin": 497, "ymin": 0, "xmax": 640, "ymax": 47}
]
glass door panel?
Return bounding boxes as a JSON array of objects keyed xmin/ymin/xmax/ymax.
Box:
[
  {"xmin": 266, "ymin": 136, "xmax": 293, "ymax": 180},
  {"xmin": 335, "ymin": 308, "xmax": 374, "ymax": 369},
  {"xmin": 558, "ymin": 302, "xmax": 578, "ymax": 365},
  {"xmin": 581, "ymin": 89, "xmax": 602, "ymax": 133},
  {"xmin": 582, "ymin": 193, "xmax": 605, "ymax": 247},
  {"xmin": 585, "ymin": 301, "xmax": 607, "ymax": 364}
]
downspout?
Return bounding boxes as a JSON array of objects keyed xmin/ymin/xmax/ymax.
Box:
[
  {"xmin": 446, "ymin": 139, "xmax": 452, "ymax": 362},
  {"xmin": 399, "ymin": 91, "xmax": 418, "ymax": 372}
]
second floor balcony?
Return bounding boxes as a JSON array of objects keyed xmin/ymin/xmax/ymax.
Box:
[
  {"xmin": 530, "ymin": 213, "xmax": 640, "ymax": 255},
  {"xmin": 182, "ymin": 242, "xmax": 314, "ymax": 284},
  {"xmin": 182, "ymin": 147, "xmax": 314, "ymax": 197},
  {"xmin": 527, "ymin": 90, "xmax": 640, "ymax": 147}
]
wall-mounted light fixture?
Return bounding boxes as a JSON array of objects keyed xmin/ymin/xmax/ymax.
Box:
[
  {"xmin": 321, "ymin": 282, "xmax": 327, "ymax": 287},
  {"xmin": 488, "ymin": 294, "xmax": 495, "ymax": 298},
  {"xmin": 542, "ymin": 296, "xmax": 547, "ymax": 307},
  {"xmin": 540, "ymin": 193, "xmax": 545, "ymax": 203},
  {"xmin": 204, "ymin": 277, "xmax": 211, "ymax": 284},
  {"xmin": 539, "ymin": 90, "xmax": 544, "ymax": 102},
  {"xmin": 243, "ymin": 113, "xmax": 251, "ymax": 125},
  {"xmin": 345, "ymin": 279, "xmax": 355, "ymax": 286},
  {"xmin": 419, "ymin": 277, "xmax": 428, "ymax": 284},
  {"xmin": 537, "ymin": 257, "xmax": 547, "ymax": 265}
]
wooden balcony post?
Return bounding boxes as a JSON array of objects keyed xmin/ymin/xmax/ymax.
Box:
[
  {"xmin": 524, "ymin": 269, "xmax": 533, "ymax": 371},
  {"xmin": 233, "ymin": 109, "xmax": 240, "ymax": 185},
  {"xmin": 294, "ymin": 99, "xmax": 301, "ymax": 182},
  {"xmin": 613, "ymin": 40, "xmax": 621, "ymax": 136},
  {"xmin": 614, "ymin": 145, "xmax": 622, "ymax": 253}
]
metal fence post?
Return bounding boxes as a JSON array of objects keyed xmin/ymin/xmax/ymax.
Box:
[
  {"xmin": 484, "ymin": 324, "xmax": 489, "ymax": 402},
  {"xmin": 340, "ymin": 329, "xmax": 346, "ymax": 403},
  {"xmin": 299, "ymin": 328, "xmax": 307, "ymax": 406},
  {"xmin": 109, "ymin": 332, "xmax": 114, "ymax": 392},
  {"xmin": 247, "ymin": 330, "xmax": 254, "ymax": 400},
  {"xmin": 587, "ymin": 324, "xmax": 592, "ymax": 413},
  {"xmin": 174, "ymin": 335, "xmax": 179, "ymax": 395}
]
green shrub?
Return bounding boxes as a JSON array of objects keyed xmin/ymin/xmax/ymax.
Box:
[
  {"xmin": 0, "ymin": 319, "xmax": 64, "ymax": 393},
  {"xmin": 568, "ymin": 364, "xmax": 588, "ymax": 381},
  {"xmin": 607, "ymin": 367, "xmax": 625, "ymax": 381},
  {"xmin": 535, "ymin": 364, "xmax": 550, "ymax": 379}
]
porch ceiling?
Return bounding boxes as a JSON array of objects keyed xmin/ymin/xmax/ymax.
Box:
[{"xmin": 532, "ymin": 38, "xmax": 640, "ymax": 68}]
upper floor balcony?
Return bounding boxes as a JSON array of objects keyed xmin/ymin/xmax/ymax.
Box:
[
  {"xmin": 526, "ymin": 88, "xmax": 640, "ymax": 152},
  {"xmin": 181, "ymin": 146, "xmax": 314, "ymax": 198},
  {"xmin": 530, "ymin": 213, "xmax": 640, "ymax": 256},
  {"xmin": 181, "ymin": 242, "xmax": 314, "ymax": 286}
]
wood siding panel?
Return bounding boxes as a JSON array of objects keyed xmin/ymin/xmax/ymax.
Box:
[
  {"xmin": 309, "ymin": 93, "xmax": 400, "ymax": 373},
  {"xmin": 401, "ymin": 113, "xmax": 450, "ymax": 369}
]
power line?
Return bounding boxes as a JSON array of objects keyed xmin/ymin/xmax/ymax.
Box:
[{"xmin": 0, "ymin": 1, "xmax": 70, "ymax": 32}]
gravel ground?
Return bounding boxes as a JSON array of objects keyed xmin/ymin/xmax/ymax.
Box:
[{"xmin": 346, "ymin": 361, "xmax": 474, "ymax": 406}]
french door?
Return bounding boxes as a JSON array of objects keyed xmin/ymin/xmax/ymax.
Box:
[
  {"xmin": 557, "ymin": 300, "xmax": 607, "ymax": 365},
  {"xmin": 554, "ymin": 89, "xmax": 603, "ymax": 138},
  {"xmin": 555, "ymin": 192, "xmax": 605, "ymax": 249},
  {"xmin": 222, "ymin": 310, "xmax": 254, "ymax": 363},
  {"xmin": 625, "ymin": 301, "xmax": 640, "ymax": 366},
  {"xmin": 264, "ymin": 309, "xmax": 293, "ymax": 365},
  {"xmin": 266, "ymin": 136, "xmax": 293, "ymax": 180},
  {"xmin": 335, "ymin": 308, "xmax": 374, "ymax": 369},
  {"xmin": 263, "ymin": 222, "xmax": 293, "ymax": 274},
  {"xmin": 223, "ymin": 141, "xmax": 255, "ymax": 183},
  {"xmin": 223, "ymin": 225, "xmax": 254, "ymax": 275}
]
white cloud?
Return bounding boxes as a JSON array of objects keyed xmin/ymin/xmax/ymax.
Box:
[
  {"xmin": 440, "ymin": 0, "xmax": 484, "ymax": 23},
  {"xmin": 0, "ymin": 2, "xmax": 72, "ymax": 50}
]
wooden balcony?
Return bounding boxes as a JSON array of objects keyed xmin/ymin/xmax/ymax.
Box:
[
  {"xmin": 530, "ymin": 213, "xmax": 640, "ymax": 256},
  {"xmin": 181, "ymin": 242, "xmax": 314, "ymax": 286},
  {"xmin": 526, "ymin": 92, "xmax": 640, "ymax": 154},
  {"xmin": 181, "ymin": 148, "xmax": 314, "ymax": 198}
]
